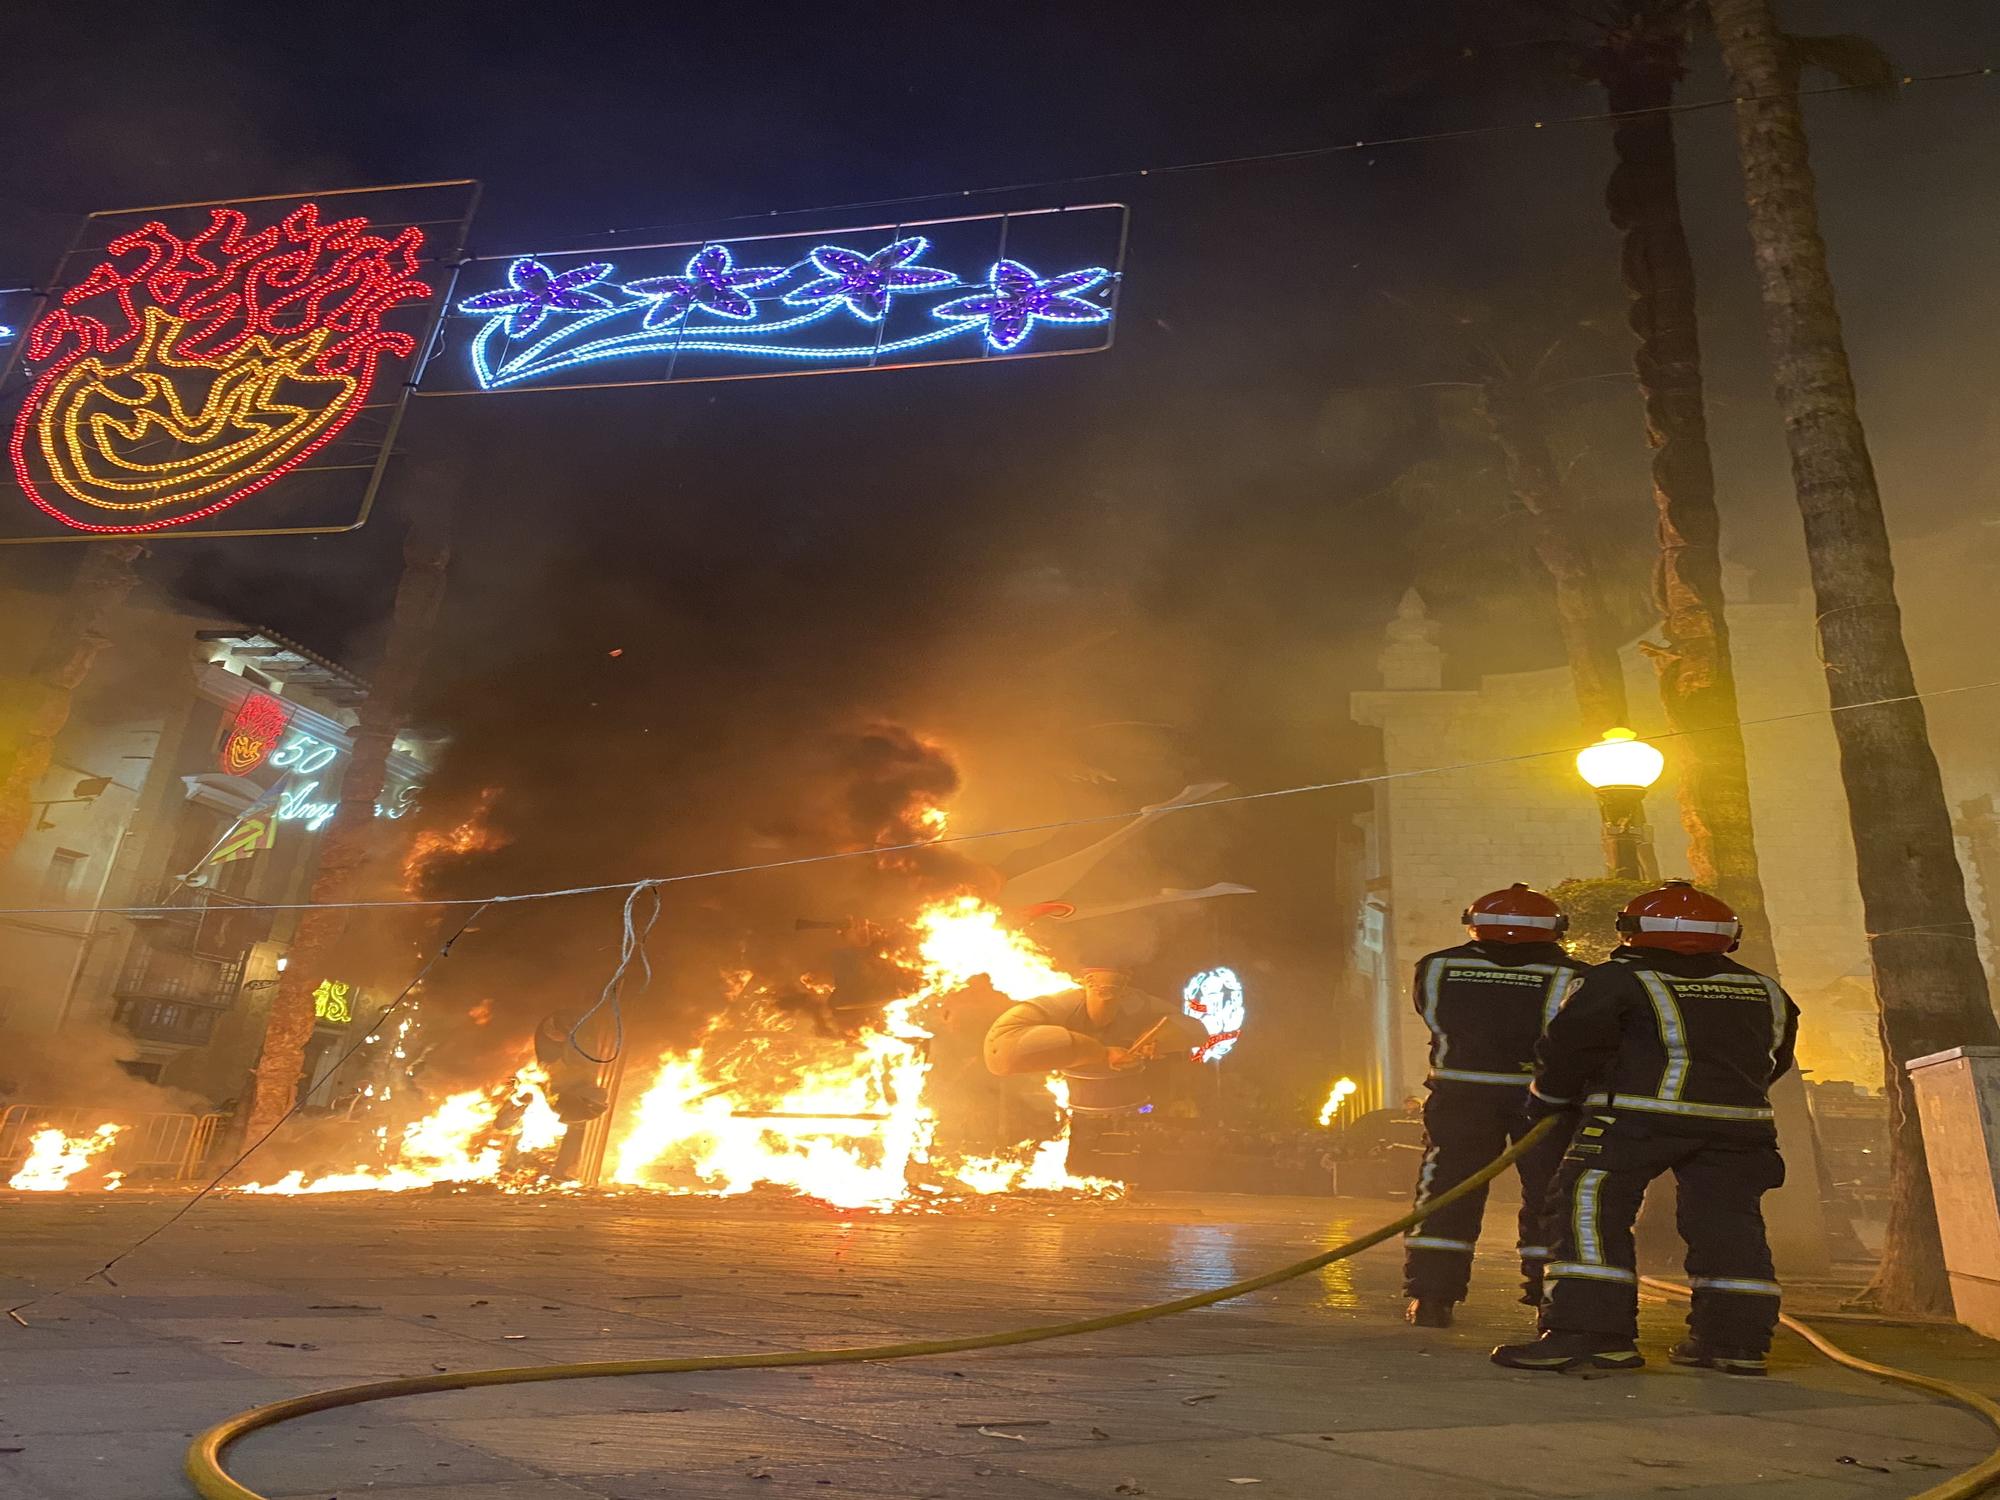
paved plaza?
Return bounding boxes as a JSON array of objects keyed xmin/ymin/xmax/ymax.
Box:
[{"xmin": 4, "ymin": 1187, "xmax": 1997, "ymax": 1500}]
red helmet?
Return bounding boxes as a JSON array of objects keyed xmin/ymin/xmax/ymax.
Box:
[
  {"xmin": 1616, "ymin": 880, "xmax": 1741, "ymax": 954},
  {"xmin": 1462, "ymin": 883, "xmax": 1568, "ymax": 944}
]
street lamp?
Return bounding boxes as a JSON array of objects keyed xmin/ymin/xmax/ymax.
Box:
[{"xmin": 1576, "ymin": 727, "xmax": 1665, "ymax": 881}]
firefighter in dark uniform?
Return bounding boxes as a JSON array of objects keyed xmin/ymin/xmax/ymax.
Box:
[
  {"xmin": 1403, "ymin": 884, "xmax": 1582, "ymax": 1328},
  {"xmin": 1493, "ymin": 880, "xmax": 1799, "ymax": 1375}
]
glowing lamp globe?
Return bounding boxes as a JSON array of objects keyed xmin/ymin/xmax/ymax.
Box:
[{"xmin": 1575, "ymin": 728, "xmax": 1664, "ymax": 792}]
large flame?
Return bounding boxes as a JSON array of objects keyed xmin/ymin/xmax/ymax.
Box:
[
  {"xmin": 8, "ymin": 1123, "xmax": 121, "ymax": 1191},
  {"xmin": 610, "ymin": 895, "xmax": 1110, "ymax": 1209},
  {"xmin": 44, "ymin": 899, "xmax": 1122, "ymax": 1210},
  {"xmin": 914, "ymin": 893, "xmax": 1074, "ymax": 1000}
]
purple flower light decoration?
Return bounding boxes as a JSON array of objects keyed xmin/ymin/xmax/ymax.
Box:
[
  {"xmin": 621, "ymin": 244, "xmax": 787, "ymax": 330},
  {"xmin": 782, "ymin": 236, "xmax": 956, "ymax": 322},
  {"xmin": 933, "ymin": 260, "xmax": 1112, "ymax": 352},
  {"xmin": 460, "ymin": 259, "xmax": 616, "ymax": 339}
]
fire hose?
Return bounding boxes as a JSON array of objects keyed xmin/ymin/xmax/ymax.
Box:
[{"xmin": 185, "ymin": 1116, "xmax": 2000, "ymax": 1500}]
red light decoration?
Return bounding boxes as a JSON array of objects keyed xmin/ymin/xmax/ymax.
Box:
[
  {"xmin": 221, "ymin": 691, "xmax": 292, "ymax": 775},
  {"xmin": 9, "ymin": 204, "xmax": 432, "ymax": 534}
]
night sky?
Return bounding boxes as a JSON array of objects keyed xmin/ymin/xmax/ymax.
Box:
[{"xmin": 4, "ymin": 1, "xmax": 1997, "ymax": 1094}]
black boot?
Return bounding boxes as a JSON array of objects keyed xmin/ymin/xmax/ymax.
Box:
[
  {"xmin": 1668, "ymin": 1338, "xmax": 1766, "ymax": 1376},
  {"xmin": 1406, "ymin": 1298, "xmax": 1455, "ymax": 1328},
  {"xmin": 1490, "ymin": 1331, "xmax": 1643, "ymax": 1372}
]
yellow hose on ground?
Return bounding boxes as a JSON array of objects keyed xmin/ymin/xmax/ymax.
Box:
[
  {"xmin": 1640, "ymin": 1275, "xmax": 2000, "ymax": 1500},
  {"xmin": 178, "ymin": 1117, "xmax": 1992, "ymax": 1500}
]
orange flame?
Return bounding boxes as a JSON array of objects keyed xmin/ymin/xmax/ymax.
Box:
[
  {"xmin": 402, "ymin": 787, "xmax": 508, "ymax": 895},
  {"xmin": 235, "ymin": 1062, "xmax": 566, "ymax": 1195},
  {"xmin": 203, "ymin": 899, "xmax": 1118, "ymax": 1210},
  {"xmin": 8, "ymin": 1123, "xmax": 121, "ymax": 1191},
  {"xmin": 607, "ymin": 895, "xmax": 1113, "ymax": 1209}
]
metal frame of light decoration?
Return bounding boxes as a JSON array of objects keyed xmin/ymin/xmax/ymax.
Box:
[
  {"xmin": 0, "ymin": 180, "xmax": 480, "ymax": 544},
  {"xmin": 0, "ymin": 287, "xmax": 29, "ymax": 357},
  {"xmin": 418, "ymin": 202, "xmax": 1129, "ymax": 398}
]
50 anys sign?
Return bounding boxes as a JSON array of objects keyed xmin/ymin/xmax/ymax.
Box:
[{"xmin": 0, "ymin": 181, "xmax": 1125, "ymax": 542}]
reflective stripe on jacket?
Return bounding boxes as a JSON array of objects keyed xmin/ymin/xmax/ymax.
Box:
[
  {"xmin": 1413, "ymin": 941, "xmax": 1580, "ymax": 1088},
  {"xmin": 1532, "ymin": 949, "xmax": 1799, "ymax": 1135}
]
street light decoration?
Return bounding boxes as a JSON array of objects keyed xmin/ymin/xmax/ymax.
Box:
[
  {"xmin": 1576, "ymin": 728, "xmax": 1665, "ymax": 882},
  {"xmin": 1575, "ymin": 727, "xmax": 1665, "ymax": 790},
  {"xmin": 1182, "ymin": 966, "xmax": 1245, "ymax": 1063},
  {"xmin": 11, "ymin": 204, "xmax": 432, "ymax": 534}
]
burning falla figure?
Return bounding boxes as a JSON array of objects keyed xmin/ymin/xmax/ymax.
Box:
[
  {"xmin": 978, "ymin": 782, "xmax": 1248, "ymax": 1104},
  {"xmin": 982, "ymin": 968, "xmax": 1205, "ymax": 1093}
]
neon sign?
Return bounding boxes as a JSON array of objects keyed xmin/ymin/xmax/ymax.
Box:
[
  {"xmin": 220, "ymin": 692, "xmax": 291, "ymax": 775},
  {"xmin": 440, "ymin": 205, "xmax": 1126, "ymax": 394},
  {"xmin": 312, "ymin": 979, "xmax": 354, "ymax": 1024},
  {"xmin": 267, "ymin": 729, "xmax": 420, "ymax": 831},
  {"xmin": 270, "ymin": 728, "xmax": 340, "ymax": 775},
  {"xmin": 457, "ymin": 244, "xmax": 1112, "ymax": 390},
  {"xmin": 8, "ymin": 203, "xmax": 432, "ymax": 534},
  {"xmin": 1182, "ymin": 967, "xmax": 1246, "ymax": 1063}
]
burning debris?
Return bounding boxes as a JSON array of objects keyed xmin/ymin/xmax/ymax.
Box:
[
  {"xmin": 106, "ymin": 895, "xmax": 1120, "ymax": 1212},
  {"xmin": 608, "ymin": 895, "xmax": 1111, "ymax": 1210},
  {"xmin": 1317, "ymin": 1077, "xmax": 1359, "ymax": 1127},
  {"xmin": 8, "ymin": 1123, "xmax": 122, "ymax": 1192},
  {"xmin": 401, "ymin": 786, "xmax": 509, "ymax": 895},
  {"xmin": 10, "ymin": 734, "xmax": 1231, "ymax": 1212},
  {"xmin": 235, "ymin": 1064, "xmax": 563, "ymax": 1195}
]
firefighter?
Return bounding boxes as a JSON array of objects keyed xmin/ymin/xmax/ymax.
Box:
[
  {"xmin": 1492, "ymin": 881, "xmax": 1798, "ymax": 1375},
  {"xmin": 1403, "ymin": 884, "xmax": 1582, "ymax": 1328}
]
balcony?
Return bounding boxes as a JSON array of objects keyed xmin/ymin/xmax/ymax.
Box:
[
  {"xmin": 113, "ymin": 926, "xmax": 246, "ymax": 1048},
  {"xmin": 114, "ymin": 996, "xmax": 225, "ymax": 1046},
  {"xmin": 127, "ymin": 885, "xmax": 273, "ymax": 960}
]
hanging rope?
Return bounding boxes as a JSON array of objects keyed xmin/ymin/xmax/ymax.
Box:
[{"xmin": 565, "ymin": 879, "xmax": 662, "ymax": 1064}]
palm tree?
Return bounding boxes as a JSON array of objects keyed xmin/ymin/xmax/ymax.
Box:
[
  {"xmin": 238, "ymin": 497, "xmax": 454, "ymax": 1145},
  {"xmin": 1376, "ymin": 295, "xmax": 1643, "ymax": 735},
  {"xmin": 0, "ymin": 542, "xmax": 146, "ymax": 868},
  {"xmin": 1710, "ymin": 0, "xmax": 2000, "ymax": 1315},
  {"xmin": 1474, "ymin": 355, "xmax": 1633, "ymax": 734},
  {"xmin": 1533, "ymin": 0, "xmax": 1847, "ymax": 1273},
  {"xmin": 1565, "ymin": 3, "xmax": 1789, "ymax": 968}
]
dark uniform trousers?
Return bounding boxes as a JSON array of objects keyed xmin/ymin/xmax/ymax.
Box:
[
  {"xmin": 1404, "ymin": 1084, "xmax": 1567, "ymax": 1302},
  {"xmin": 1541, "ymin": 1112, "xmax": 1786, "ymax": 1349}
]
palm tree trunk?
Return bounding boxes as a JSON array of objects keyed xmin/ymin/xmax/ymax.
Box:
[
  {"xmin": 1602, "ymin": 43, "xmax": 1829, "ymax": 1272},
  {"xmin": 1712, "ymin": 0, "xmax": 2000, "ymax": 1315},
  {"xmin": 1477, "ymin": 378, "xmax": 1630, "ymax": 733},
  {"xmin": 238, "ymin": 505, "xmax": 453, "ymax": 1145},
  {"xmin": 1604, "ymin": 60, "xmax": 1779, "ymax": 971},
  {"xmin": 0, "ymin": 542, "xmax": 147, "ymax": 867}
]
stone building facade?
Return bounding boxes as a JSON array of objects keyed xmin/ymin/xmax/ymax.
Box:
[
  {"xmin": 1344, "ymin": 541, "xmax": 2000, "ymax": 1109},
  {"xmin": 0, "ymin": 587, "xmax": 436, "ymax": 1109}
]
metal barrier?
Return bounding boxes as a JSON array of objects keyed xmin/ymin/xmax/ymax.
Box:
[{"xmin": 0, "ymin": 1104, "xmax": 223, "ymax": 1182}]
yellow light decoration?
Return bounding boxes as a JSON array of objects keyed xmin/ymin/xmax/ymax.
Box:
[
  {"xmin": 32, "ymin": 308, "xmax": 356, "ymax": 513},
  {"xmin": 1574, "ymin": 727, "xmax": 1665, "ymax": 791},
  {"xmin": 312, "ymin": 979, "xmax": 355, "ymax": 1025}
]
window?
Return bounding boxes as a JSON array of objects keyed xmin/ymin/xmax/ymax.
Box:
[{"xmin": 42, "ymin": 848, "xmax": 86, "ymax": 903}]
